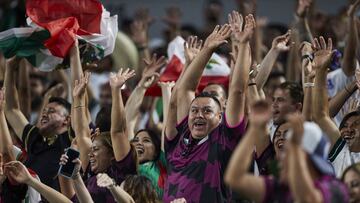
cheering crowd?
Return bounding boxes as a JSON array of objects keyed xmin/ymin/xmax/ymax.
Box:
[{"xmin": 0, "ymin": 0, "xmax": 360, "ymax": 202}]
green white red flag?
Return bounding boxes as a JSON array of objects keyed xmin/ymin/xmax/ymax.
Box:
[
  {"xmin": 146, "ymin": 36, "xmax": 230, "ymax": 96},
  {"xmin": 0, "ymin": 0, "xmax": 117, "ymax": 71}
]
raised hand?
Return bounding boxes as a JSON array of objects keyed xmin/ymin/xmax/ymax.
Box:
[
  {"xmin": 312, "ymin": 36, "xmax": 334, "ymax": 71},
  {"xmin": 228, "ymin": 12, "xmax": 256, "ymax": 43},
  {"xmin": 300, "ymin": 41, "xmax": 315, "ymax": 80},
  {"xmin": 272, "ymin": 30, "xmax": 292, "ymax": 52},
  {"xmin": 297, "ymin": 0, "xmax": 312, "ymax": 17},
  {"xmin": 249, "ymin": 100, "xmax": 272, "ymax": 128},
  {"xmin": 140, "ymin": 54, "xmax": 166, "ymax": 88},
  {"xmin": 162, "ymin": 6, "xmax": 182, "ymax": 30},
  {"xmin": 228, "ymin": 10, "xmax": 243, "ymax": 43},
  {"xmin": 130, "ymin": 20, "xmax": 148, "ymax": 47},
  {"xmin": 184, "ymin": 36, "xmax": 203, "ymax": 64},
  {"xmin": 0, "ymin": 87, "xmax": 5, "ymax": 112},
  {"xmin": 134, "ymin": 7, "xmax": 154, "ymax": 26},
  {"xmin": 96, "ymin": 173, "xmax": 115, "ymax": 189},
  {"xmin": 4, "ymin": 161, "xmax": 32, "ymax": 184},
  {"xmin": 348, "ymin": 0, "xmax": 360, "ymax": 17},
  {"xmin": 73, "ymin": 72, "xmax": 90, "ymax": 98},
  {"xmin": 203, "ymin": 24, "xmax": 232, "ymax": 50},
  {"xmin": 109, "ymin": 68, "xmax": 136, "ymax": 89},
  {"xmin": 286, "ymin": 113, "xmax": 305, "ymax": 145}
]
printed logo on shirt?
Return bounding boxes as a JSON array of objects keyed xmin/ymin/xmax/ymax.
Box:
[{"xmin": 327, "ymin": 79, "xmax": 334, "ymax": 90}]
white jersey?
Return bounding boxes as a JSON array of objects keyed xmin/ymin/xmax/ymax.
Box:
[
  {"xmin": 327, "ymin": 68, "xmax": 358, "ymax": 126},
  {"xmin": 329, "ymin": 138, "xmax": 360, "ymax": 178}
]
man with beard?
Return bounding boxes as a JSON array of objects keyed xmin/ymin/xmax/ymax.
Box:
[{"xmin": 4, "ymin": 57, "xmax": 72, "ymax": 191}]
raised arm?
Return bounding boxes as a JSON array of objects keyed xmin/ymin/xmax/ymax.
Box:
[
  {"xmin": 294, "ymin": 0, "xmax": 314, "ymax": 42},
  {"xmin": 125, "ymin": 54, "xmax": 166, "ymax": 139},
  {"xmin": 4, "ymin": 57, "xmax": 28, "ymax": 139},
  {"xmin": 70, "ymin": 40, "xmax": 92, "ymax": 123},
  {"xmin": 0, "ymin": 88, "xmax": 15, "ymax": 163},
  {"xmin": 226, "ymin": 13, "xmax": 255, "ymax": 126},
  {"xmin": 342, "ymin": 0, "xmax": 360, "ymax": 77},
  {"xmin": 164, "ymin": 36, "xmax": 203, "ymax": 140},
  {"xmin": 159, "ymin": 81, "xmax": 175, "ymax": 150},
  {"xmin": 130, "ymin": 14, "xmax": 151, "ymax": 83},
  {"xmin": 255, "ymin": 30, "xmax": 292, "ymax": 90},
  {"xmin": 300, "ymin": 42, "xmax": 315, "ymax": 121},
  {"xmin": 312, "ymin": 37, "xmax": 340, "ymax": 146},
  {"xmin": 110, "ymin": 68, "xmax": 136, "ymax": 161},
  {"xmin": 225, "ymin": 100, "xmax": 270, "ymax": 203},
  {"xmin": 97, "ymin": 173, "xmax": 135, "ymax": 203},
  {"xmin": 5, "ymin": 161, "xmax": 72, "ymax": 203},
  {"xmin": 18, "ymin": 59, "xmax": 31, "ymax": 120},
  {"xmin": 329, "ymin": 80, "xmax": 357, "ymax": 118},
  {"xmin": 287, "ymin": 114, "xmax": 323, "ymax": 203},
  {"xmin": 71, "ymin": 158, "xmax": 94, "ymax": 203},
  {"xmin": 72, "ymin": 72, "xmax": 92, "ymax": 170},
  {"xmin": 177, "ymin": 24, "xmax": 231, "ymax": 123}
]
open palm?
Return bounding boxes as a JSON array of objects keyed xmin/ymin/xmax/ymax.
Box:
[
  {"xmin": 73, "ymin": 72, "xmax": 90, "ymax": 98},
  {"xmin": 110, "ymin": 68, "xmax": 136, "ymax": 89},
  {"xmin": 312, "ymin": 36, "xmax": 334, "ymax": 71},
  {"xmin": 229, "ymin": 12, "xmax": 256, "ymax": 43},
  {"xmin": 184, "ymin": 36, "xmax": 203, "ymax": 64},
  {"xmin": 203, "ymin": 24, "xmax": 232, "ymax": 50},
  {"xmin": 140, "ymin": 54, "xmax": 166, "ymax": 88},
  {"xmin": 272, "ymin": 30, "xmax": 292, "ymax": 52}
]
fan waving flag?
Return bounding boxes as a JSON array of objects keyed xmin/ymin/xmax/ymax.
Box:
[
  {"xmin": 146, "ymin": 36, "xmax": 230, "ymax": 96},
  {"xmin": 0, "ymin": 0, "xmax": 117, "ymax": 71}
]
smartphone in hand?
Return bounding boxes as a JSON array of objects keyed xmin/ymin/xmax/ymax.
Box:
[{"xmin": 58, "ymin": 148, "xmax": 80, "ymax": 178}]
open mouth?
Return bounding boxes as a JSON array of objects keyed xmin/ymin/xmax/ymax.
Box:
[
  {"xmin": 273, "ymin": 110, "xmax": 280, "ymax": 117},
  {"xmin": 89, "ymin": 159, "xmax": 96, "ymax": 168},
  {"xmin": 194, "ymin": 120, "xmax": 206, "ymax": 129},
  {"xmin": 40, "ymin": 118, "xmax": 49, "ymax": 125},
  {"xmin": 276, "ymin": 140, "xmax": 285, "ymax": 150},
  {"xmin": 135, "ymin": 146, "xmax": 144, "ymax": 155}
]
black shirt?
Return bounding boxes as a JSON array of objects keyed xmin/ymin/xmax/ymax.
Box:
[{"xmin": 22, "ymin": 124, "xmax": 72, "ymax": 191}]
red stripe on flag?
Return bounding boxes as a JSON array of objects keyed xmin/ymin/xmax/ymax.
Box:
[
  {"xmin": 26, "ymin": 0, "xmax": 103, "ymax": 57},
  {"xmin": 146, "ymin": 55, "xmax": 229, "ymax": 96}
]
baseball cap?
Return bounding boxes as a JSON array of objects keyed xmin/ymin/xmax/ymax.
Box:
[{"xmin": 287, "ymin": 122, "xmax": 335, "ymax": 176}]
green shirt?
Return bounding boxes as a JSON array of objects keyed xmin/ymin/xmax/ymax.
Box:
[{"xmin": 139, "ymin": 151, "xmax": 167, "ymax": 198}]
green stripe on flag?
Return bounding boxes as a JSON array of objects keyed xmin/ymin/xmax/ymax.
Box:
[
  {"xmin": 156, "ymin": 98, "xmax": 163, "ymax": 121},
  {"xmin": 0, "ymin": 28, "xmax": 50, "ymax": 58}
]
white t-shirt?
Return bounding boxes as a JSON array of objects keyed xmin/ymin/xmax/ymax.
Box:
[
  {"xmin": 329, "ymin": 138, "xmax": 360, "ymax": 178},
  {"xmin": 327, "ymin": 68, "xmax": 358, "ymax": 126}
]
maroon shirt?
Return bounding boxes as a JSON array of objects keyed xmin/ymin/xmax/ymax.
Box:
[{"xmin": 164, "ymin": 115, "xmax": 246, "ymax": 203}]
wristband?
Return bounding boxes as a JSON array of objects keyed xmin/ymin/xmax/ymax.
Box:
[
  {"xmin": 248, "ymin": 83, "xmax": 257, "ymax": 86},
  {"xmin": 74, "ymin": 105, "xmax": 85, "ymax": 109}
]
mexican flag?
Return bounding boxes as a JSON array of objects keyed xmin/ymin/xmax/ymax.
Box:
[
  {"xmin": 0, "ymin": 0, "xmax": 117, "ymax": 71},
  {"xmin": 146, "ymin": 36, "xmax": 230, "ymax": 96}
]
